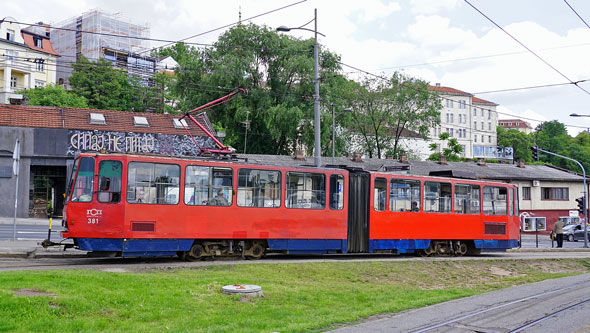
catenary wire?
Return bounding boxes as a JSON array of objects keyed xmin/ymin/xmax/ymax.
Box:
[{"xmin": 463, "ymin": 0, "xmax": 590, "ymax": 96}]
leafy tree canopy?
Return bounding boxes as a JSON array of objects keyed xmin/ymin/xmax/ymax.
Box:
[{"xmin": 19, "ymin": 85, "xmax": 88, "ymax": 108}]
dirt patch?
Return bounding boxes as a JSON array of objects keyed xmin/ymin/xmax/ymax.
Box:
[
  {"xmin": 12, "ymin": 288, "xmax": 56, "ymax": 297},
  {"xmin": 490, "ymin": 267, "xmax": 512, "ymax": 276}
]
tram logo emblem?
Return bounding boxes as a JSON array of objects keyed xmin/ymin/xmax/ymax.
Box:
[{"xmin": 87, "ymin": 208, "xmax": 102, "ymax": 217}]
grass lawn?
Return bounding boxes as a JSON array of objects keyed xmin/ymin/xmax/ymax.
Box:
[{"xmin": 0, "ymin": 259, "xmax": 589, "ymax": 332}]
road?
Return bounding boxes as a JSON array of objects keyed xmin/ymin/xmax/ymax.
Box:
[
  {"xmin": 0, "ymin": 223, "xmax": 64, "ymax": 241},
  {"xmin": 332, "ymin": 273, "xmax": 590, "ymax": 332}
]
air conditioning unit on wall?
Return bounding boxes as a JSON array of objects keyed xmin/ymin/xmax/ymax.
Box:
[{"xmin": 532, "ymin": 180, "xmax": 540, "ymax": 187}]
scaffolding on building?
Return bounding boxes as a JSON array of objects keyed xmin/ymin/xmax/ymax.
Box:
[{"xmin": 50, "ymin": 9, "xmax": 152, "ymax": 87}]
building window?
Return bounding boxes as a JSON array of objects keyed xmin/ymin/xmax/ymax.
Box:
[
  {"xmin": 10, "ymin": 76, "xmax": 17, "ymax": 89},
  {"xmin": 6, "ymin": 29, "xmax": 15, "ymax": 41},
  {"xmin": 446, "ymin": 99, "xmax": 454, "ymax": 108},
  {"xmin": 541, "ymin": 187, "xmax": 569, "ymax": 200},
  {"xmin": 450, "ymin": 128, "xmax": 454, "ymax": 137},
  {"xmin": 481, "ymin": 135, "xmax": 484, "ymax": 142},
  {"xmin": 488, "ymin": 110, "xmax": 491, "ymax": 119},
  {"xmin": 34, "ymin": 37, "xmax": 42, "ymax": 48},
  {"xmin": 473, "ymin": 108, "xmax": 477, "ymax": 116},
  {"xmin": 481, "ymin": 109, "xmax": 484, "ymax": 117},
  {"xmin": 522, "ymin": 186, "xmax": 531, "ymax": 200},
  {"xmin": 474, "ymin": 121, "xmax": 477, "ymax": 130},
  {"xmin": 474, "ymin": 135, "xmax": 477, "ymax": 143},
  {"xmin": 481, "ymin": 122, "xmax": 484, "ymax": 131},
  {"xmin": 488, "ymin": 135, "xmax": 491, "ymax": 143},
  {"xmin": 35, "ymin": 59, "xmax": 45, "ymax": 72},
  {"xmin": 488, "ymin": 122, "xmax": 491, "ymax": 131}
]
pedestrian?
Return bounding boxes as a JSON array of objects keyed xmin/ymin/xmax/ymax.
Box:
[
  {"xmin": 553, "ymin": 219, "xmax": 564, "ymax": 248},
  {"xmin": 208, "ymin": 188, "xmax": 229, "ymax": 206}
]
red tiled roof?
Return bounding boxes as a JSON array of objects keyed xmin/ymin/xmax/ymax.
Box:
[
  {"xmin": 0, "ymin": 104, "xmax": 214, "ymax": 136},
  {"xmin": 428, "ymin": 85, "xmax": 472, "ymax": 97},
  {"xmin": 21, "ymin": 32, "xmax": 59, "ymax": 56},
  {"xmin": 498, "ymin": 119, "xmax": 532, "ymax": 129},
  {"xmin": 472, "ymin": 96, "xmax": 497, "ymax": 106}
]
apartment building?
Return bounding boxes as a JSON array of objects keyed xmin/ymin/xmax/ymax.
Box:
[
  {"xmin": 428, "ymin": 84, "xmax": 507, "ymax": 160},
  {"xmin": 498, "ymin": 119, "xmax": 533, "ymax": 134},
  {"xmin": 0, "ymin": 17, "xmax": 59, "ymax": 104}
]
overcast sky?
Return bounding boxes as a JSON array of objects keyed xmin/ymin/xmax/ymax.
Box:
[{"xmin": 4, "ymin": 0, "xmax": 590, "ymax": 135}]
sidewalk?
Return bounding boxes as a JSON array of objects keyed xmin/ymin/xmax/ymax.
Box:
[{"xmin": 0, "ymin": 240, "xmax": 86, "ymax": 258}]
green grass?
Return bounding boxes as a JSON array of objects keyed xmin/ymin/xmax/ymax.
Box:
[{"xmin": 0, "ymin": 259, "xmax": 588, "ymax": 332}]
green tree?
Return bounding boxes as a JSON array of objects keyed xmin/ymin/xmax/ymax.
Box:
[
  {"xmin": 69, "ymin": 56, "xmax": 159, "ymax": 112},
  {"xmin": 348, "ymin": 73, "xmax": 441, "ymax": 158},
  {"xmin": 496, "ymin": 126, "xmax": 533, "ymax": 162},
  {"xmin": 19, "ymin": 85, "xmax": 88, "ymax": 108},
  {"xmin": 165, "ymin": 23, "xmax": 346, "ymax": 156},
  {"xmin": 428, "ymin": 132, "xmax": 463, "ymax": 161},
  {"xmin": 533, "ymin": 120, "xmax": 571, "ymax": 166}
]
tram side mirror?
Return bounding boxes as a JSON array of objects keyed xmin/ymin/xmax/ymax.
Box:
[{"xmin": 99, "ymin": 177, "xmax": 110, "ymax": 191}]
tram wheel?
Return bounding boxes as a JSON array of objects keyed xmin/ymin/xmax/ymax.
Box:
[
  {"xmin": 177, "ymin": 251, "xmax": 188, "ymax": 261},
  {"xmin": 188, "ymin": 243, "xmax": 205, "ymax": 261},
  {"xmin": 245, "ymin": 241, "xmax": 265, "ymax": 260},
  {"xmin": 454, "ymin": 241, "xmax": 468, "ymax": 257}
]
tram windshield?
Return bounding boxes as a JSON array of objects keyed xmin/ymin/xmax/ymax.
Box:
[{"xmin": 70, "ymin": 157, "xmax": 95, "ymax": 202}]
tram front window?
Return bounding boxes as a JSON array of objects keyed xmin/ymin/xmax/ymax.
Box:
[{"xmin": 70, "ymin": 157, "xmax": 95, "ymax": 203}]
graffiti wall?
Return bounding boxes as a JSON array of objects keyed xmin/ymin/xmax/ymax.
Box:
[{"xmin": 67, "ymin": 130, "xmax": 216, "ymax": 156}]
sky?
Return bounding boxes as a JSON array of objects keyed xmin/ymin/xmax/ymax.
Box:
[{"xmin": 4, "ymin": 0, "xmax": 590, "ymax": 135}]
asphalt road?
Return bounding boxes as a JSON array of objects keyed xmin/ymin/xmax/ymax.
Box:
[
  {"xmin": 0, "ymin": 223, "xmax": 64, "ymax": 241},
  {"xmin": 332, "ymin": 273, "xmax": 590, "ymax": 332}
]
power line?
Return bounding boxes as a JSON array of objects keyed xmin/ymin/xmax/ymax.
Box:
[
  {"xmin": 472, "ymin": 80, "xmax": 589, "ymax": 95},
  {"xmin": 563, "ymin": 0, "xmax": 590, "ymax": 29},
  {"xmin": 373, "ymin": 41, "xmax": 590, "ymax": 71},
  {"xmin": 140, "ymin": 0, "xmax": 308, "ymax": 55},
  {"xmin": 463, "ymin": 0, "xmax": 590, "ymax": 96}
]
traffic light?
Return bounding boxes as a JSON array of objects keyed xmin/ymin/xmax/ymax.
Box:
[
  {"xmin": 531, "ymin": 146, "xmax": 539, "ymax": 161},
  {"xmin": 576, "ymin": 196, "xmax": 584, "ymax": 214}
]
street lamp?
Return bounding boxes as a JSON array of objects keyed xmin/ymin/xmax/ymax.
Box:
[
  {"xmin": 332, "ymin": 105, "xmax": 351, "ymax": 165},
  {"xmin": 569, "ymin": 112, "xmax": 590, "ymax": 248},
  {"xmin": 277, "ymin": 8, "xmax": 325, "ymax": 167}
]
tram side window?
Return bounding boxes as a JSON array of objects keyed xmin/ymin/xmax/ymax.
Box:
[
  {"xmin": 329, "ymin": 174, "xmax": 345, "ymax": 210},
  {"xmin": 97, "ymin": 160, "xmax": 122, "ymax": 203},
  {"xmin": 390, "ymin": 179, "xmax": 420, "ymax": 212},
  {"xmin": 423, "ymin": 181, "xmax": 452, "ymax": 213},
  {"xmin": 237, "ymin": 169, "xmax": 281, "ymax": 208},
  {"xmin": 454, "ymin": 184, "xmax": 480, "ymax": 214},
  {"xmin": 483, "ymin": 186, "xmax": 507, "ymax": 215},
  {"xmin": 127, "ymin": 162, "xmax": 180, "ymax": 205},
  {"xmin": 71, "ymin": 157, "xmax": 95, "ymax": 203},
  {"xmin": 285, "ymin": 172, "xmax": 325, "ymax": 209},
  {"xmin": 374, "ymin": 178, "xmax": 387, "ymax": 212},
  {"xmin": 185, "ymin": 166, "xmax": 233, "ymax": 206}
]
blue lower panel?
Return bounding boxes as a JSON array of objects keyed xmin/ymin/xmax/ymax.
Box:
[
  {"xmin": 267, "ymin": 239, "xmax": 347, "ymax": 254},
  {"xmin": 474, "ymin": 239, "xmax": 519, "ymax": 249},
  {"xmin": 77, "ymin": 238, "xmax": 194, "ymax": 256},
  {"xmin": 369, "ymin": 239, "xmax": 431, "ymax": 253}
]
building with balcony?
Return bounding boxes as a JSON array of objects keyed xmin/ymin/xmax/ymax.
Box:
[{"xmin": 0, "ymin": 18, "xmax": 59, "ymax": 104}]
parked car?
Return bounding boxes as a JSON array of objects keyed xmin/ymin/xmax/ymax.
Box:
[{"xmin": 564, "ymin": 224, "xmax": 583, "ymax": 242}]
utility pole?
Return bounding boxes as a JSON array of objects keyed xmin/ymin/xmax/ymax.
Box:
[{"xmin": 242, "ymin": 111, "xmax": 250, "ymax": 154}]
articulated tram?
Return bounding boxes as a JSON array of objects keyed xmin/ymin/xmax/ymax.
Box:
[{"xmin": 58, "ymin": 152, "xmax": 519, "ymax": 259}]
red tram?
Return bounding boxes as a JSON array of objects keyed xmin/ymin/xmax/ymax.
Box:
[{"xmin": 59, "ymin": 153, "xmax": 519, "ymax": 259}]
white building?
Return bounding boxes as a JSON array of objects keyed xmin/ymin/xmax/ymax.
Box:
[
  {"xmin": 428, "ymin": 84, "xmax": 505, "ymax": 160},
  {"xmin": 0, "ymin": 18, "xmax": 59, "ymax": 104}
]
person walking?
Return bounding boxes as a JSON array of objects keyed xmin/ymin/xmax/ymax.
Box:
[{"xmin": 553, "ymin": 219, "xmax": 565, "ymax": 248}]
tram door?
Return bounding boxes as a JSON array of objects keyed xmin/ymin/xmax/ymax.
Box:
[{"xmin": 347, "ymin": 171, "xmax": 370, "ymax": 253}]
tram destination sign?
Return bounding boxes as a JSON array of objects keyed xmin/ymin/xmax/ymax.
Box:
[{"xmin": 67, "ymin": 130, "xmax": 216, "ymax": 157}]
